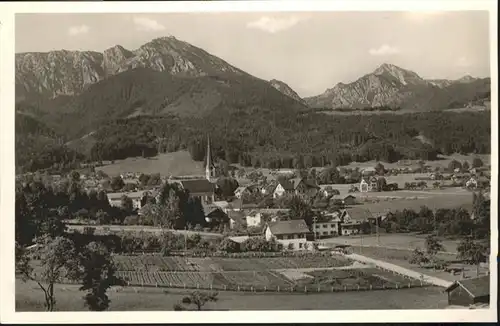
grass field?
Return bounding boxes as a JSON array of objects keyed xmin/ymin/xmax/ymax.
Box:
[
  {"xmin": 15, "ymin": 279, "xmax": 449, "ymax": 311},
  {"xmin": 343, "ymin": 246, "xmax": 490, "ymax": 283},
  {"xmin": 95, "ymin": 151, "xmax": 204, "ymax": 177},
  {"xmin": 320, "ymin": 233, "xmax": 461, "ymax": 253}
]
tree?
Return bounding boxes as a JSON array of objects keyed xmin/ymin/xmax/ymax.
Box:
[
  {"xmin": 409, "ymin": 247, "xmax": 430, "ymax": 266},
  {"xmin": 16, "ymin": 236, "xmax": 81, "ymax": 311},
  {"xmin": 462, "ymin": 161, "xmax": 470, "ymax": 172},
  {"xmin": 288, "ymin": 195, "xmax": 314, "ymax": 227},
  {"xmin": 472, "ymin": 157, "xmax": 484, "ymax": 168},
  {"xmin": 425, "ymin": 235, "xmax": 444, "ymax": 259},
  {"xmin": 374, "ymin": 162, "xmax": 386, "ymax": 175},
  {"xmin": 457, "ymin": 237, "xmax": 487, "ymax": 277},
  {"xmin": 178, "ymin": 291, "xmax": 219, "ymax": 311},
  {"xmin": 120, "ymin": 195, "xmax": 134, "ymax": 214},
  {"xmin": 218, "ymin": 238, "xmax": 240, "ymax": 253},
  {"xmin": 78, "ymin": 242, "xmax": 125, "ymax": 311},
  {"xmin": 110, "ymin": 176, "xmax": 125, "ymax": 191},
  {"xmin": 376, "ymin": 177, "xmax": 387, "ymax": 192}
]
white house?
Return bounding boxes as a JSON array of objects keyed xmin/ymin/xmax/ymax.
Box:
[
  {"xmin": 360, "ymin": 176, "xmax": 378, "ymax": 192},
  {"xmin": 245, "ymin": 210, "xmax": 263, "ymax": 227},
  {"xmin": 106, "ymin": 190, "xmax": 147, "ymax": 210},
  {"xmin": 265, "ymin": 220, "xmax": 310, "ymax": 251},
  {"xmin": 234, "ymin": 186, "xmax": 251, "ymax": 199},
  {"xmin": 313, "ymin": 215, "xmax": 341, "ymax": 239}
]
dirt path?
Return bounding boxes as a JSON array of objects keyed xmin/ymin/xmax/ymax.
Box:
[{"xmin": 344, "ymin": 253, "xmax": 453, "ymax": 288}]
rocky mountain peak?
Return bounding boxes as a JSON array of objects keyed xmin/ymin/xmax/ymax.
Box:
[
  {"xmin": 16, "ymin": 35, "xmax": 244, "ymax": 100},
  {"xmin": 372, "ymin": 63, "xmax": 425, "ymax": 86}
]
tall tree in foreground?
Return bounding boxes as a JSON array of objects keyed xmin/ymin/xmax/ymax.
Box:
[
  {"xmin": 16, "ymin": 236, "xmax": 81, "ymax": 311},
  {"xmin": 78, "ymin": 242, "xmax": 125, "ymax": 311}
]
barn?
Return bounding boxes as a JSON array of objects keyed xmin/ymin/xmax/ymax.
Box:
[{"xmin": 444, "ymin": 275, "xmax": 490, "ymax": 306}]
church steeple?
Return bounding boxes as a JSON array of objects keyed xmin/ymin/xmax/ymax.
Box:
[{"xmin": 205, "ymin": 135, "xmax": 213, "ymax": 181}]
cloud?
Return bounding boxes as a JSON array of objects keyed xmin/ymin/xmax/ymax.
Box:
[
  {"xmin": 246, "ymin": 15, "xmax": 309, "ymax": 34},
  {"xmin": 133, "ymin": 16, "xmax": 166, "ymax": 31},
  {"xmin": 68, "ymin": 25, "xmax": 90, "ymax": 36},
  {"xmin": 368, "ymin": 44, "xmax": 401, "ymax": 56},
  {"xmin": 456, "ymin": 56, "xmax": 472, "ymax": 67}
]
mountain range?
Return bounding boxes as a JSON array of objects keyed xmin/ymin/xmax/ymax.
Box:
[
  {"xmin": 15, "ymin": 35, "xmax": 491, "ymax": 159},
  {"xmin": 304, "ymin": 63, "xmax": 490, "ymax": 111}
]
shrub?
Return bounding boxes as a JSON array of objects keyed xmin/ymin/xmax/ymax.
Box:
[{"xmin": 123, "ymin": 215, "xmax": 139, "ymax": 225}]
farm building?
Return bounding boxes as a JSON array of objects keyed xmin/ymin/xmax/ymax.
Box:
[
  {"xmin": 265, "ymin": 220, "xmax": 310, "ymax": 250},
  {"xmin": 444, "ymin": 275, "xmax": 490, "ymax": 306}
]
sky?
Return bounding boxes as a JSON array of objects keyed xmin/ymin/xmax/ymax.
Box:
[{"xmin": 15, "ymin": 11, "xmax": 491, "ymax": 97}]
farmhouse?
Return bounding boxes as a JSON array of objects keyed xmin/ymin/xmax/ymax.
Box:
[
  {"xmin": 178, "ymin": 179, "xmax": 215, "ymax": 204},
  {"xmin": 444, "ymin": 275, "xmax": 490, "ymax": 306},
  {"xmin": 339, "ymin": 207, "xmax": 372, "ymax": 236},
  {"xmin": 313, "ymin": 214, "xmax": 341, "ymax": 239},
  {"xmin": 245, "ymin": 210, "xmax": 264, "ymax": 227},
  {"xmin": 265, "ymin": 220, "xmax": 310, "ymax": 250},
  {"xmin": 106, "ymin": 190, "xmax": 147, "ymax": 210},
  {"xmin": 360, "ymin": 176, "xmax": 378, "ymax": 192},
  {"xmin": 271, "ymin": 178, "xmax": 319, "ymax": 198}
]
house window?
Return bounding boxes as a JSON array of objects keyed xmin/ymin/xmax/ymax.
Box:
[
  {"xmin": 277, "ymin": 235, "xmax": 283, "ymax": 240},
  {"xmin": 322, "ymin": 224, "xmax": 327, "ymax": 228},
  {"xmin": 323, "ymin": 232, "xmax": 328, "ymax": 236},
  {"xmin": 283, "ymin": 235, "xmax": 288, "ymax": 240},
  {"xmin": 299, "ymin": 243, "xmax": 303, "ymax": 249},
  {"xmin": 315, "ymin": 225, "xmax": 319, "ymax": 228}
]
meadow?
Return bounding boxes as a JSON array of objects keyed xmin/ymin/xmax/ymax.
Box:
[
  {"xmin": 15, "ymin": 279, "xmax": 448, "ymax": 311},
  {"xmin": 94, "ymin": 150, "xmax": 204, "ymax": 177}
]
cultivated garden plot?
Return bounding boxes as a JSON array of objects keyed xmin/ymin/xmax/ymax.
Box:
[{"xmin": 112, "ymin": 254, "xmax": 353, "ymax": 272}]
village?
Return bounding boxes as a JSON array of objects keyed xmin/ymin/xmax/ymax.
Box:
[{"xmin": 36, "ymin": 137, "xmax": 490, "ymax": 250}]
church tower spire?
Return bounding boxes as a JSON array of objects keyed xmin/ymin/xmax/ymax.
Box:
[{"xmin": 205, "ymin": 135, "xmax": 212, "ymax": 181}]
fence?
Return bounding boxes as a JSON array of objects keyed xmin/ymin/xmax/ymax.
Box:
[{"xmin": 113, "ymin": 279, "xmax": 431, "ymax": 293}]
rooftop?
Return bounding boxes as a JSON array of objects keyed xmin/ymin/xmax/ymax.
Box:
[
  {"xmin": 445, "ymin": 275, "xmax": 490, "ymax": 298},
  {"xmin": 267, "ymin": 219, "xmax": 310, "ymax": 235},
  {"xmin": 179, "ymin": 179, "xmax": 215, "ymax": 194}
]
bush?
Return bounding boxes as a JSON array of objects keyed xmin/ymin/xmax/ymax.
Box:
[
  {"xmin": 218, "ymin": 238, "xmax": 240, "ymax": 253},
  {"xmin": 123, "ymin": 215, "xmax": 139, "ymax": 225}
]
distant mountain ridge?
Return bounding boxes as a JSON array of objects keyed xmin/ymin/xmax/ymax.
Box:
[
  {"xmin": 305, "ymin": 63, "xmax": 490, "ymax": 111},
  {"xmin": 15, "ymin": 36, "xmax": 246, "ymax": 101},
  {"xmin": 269, "ymin": 79, "xmax": 306, "ymax": 104}
]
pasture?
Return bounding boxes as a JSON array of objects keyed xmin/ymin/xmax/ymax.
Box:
[
  {"xmin": 15, "ymin": 279, "xmax": 448, "ymax": 311},
  {"xmin": 343, "ymin": 246, "xmax": 490, "ymax": 283},
  {"xmin": 94, "ymin": 150, "xmax": 204, "ymax": 177},
  {"xmin": 320, "ymin": 233, "xmax": 461, "ymax": 253}
]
